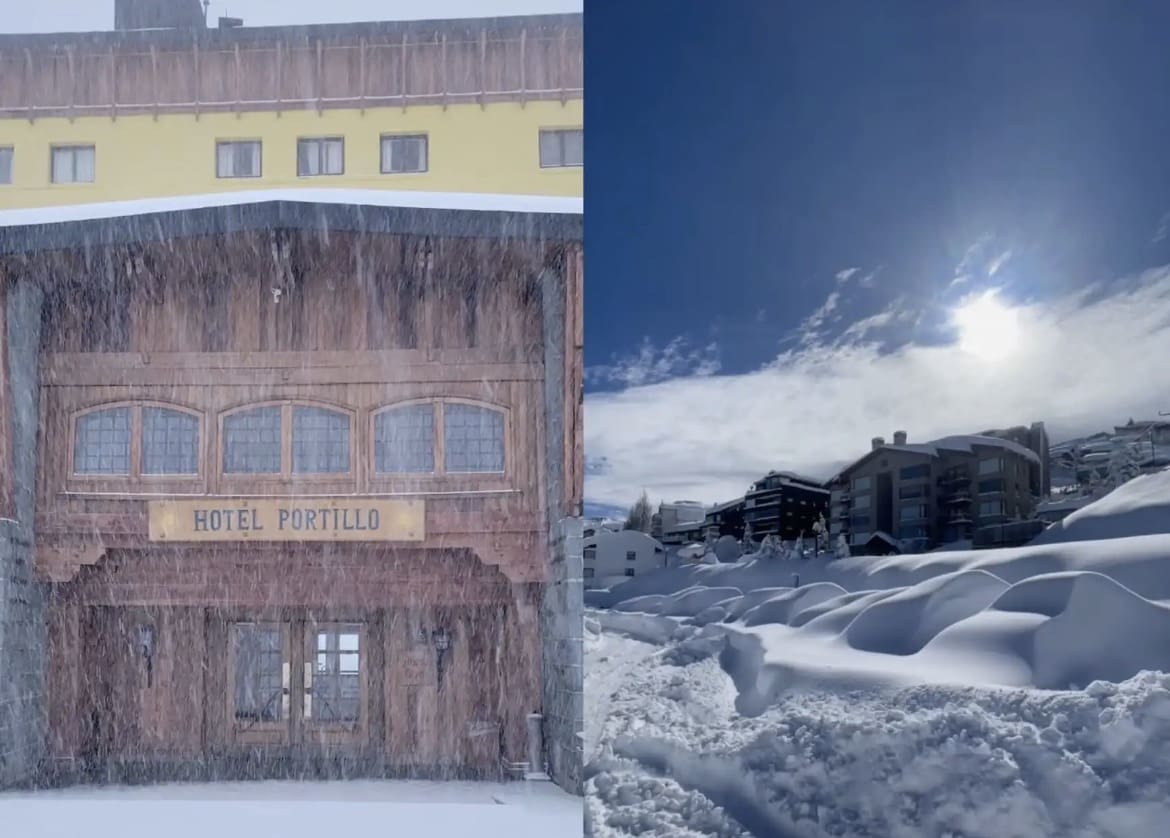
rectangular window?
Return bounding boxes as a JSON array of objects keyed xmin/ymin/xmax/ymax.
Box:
[
  {"xmin": 217, "ymin": 140, "xmax": 262, "ymax": 178},
  {"xmin": 539, "ymin": 128, "xmax": 583, "ymax": 168},
  {"xmin": 297, "ymin": 137, "xmax": 344, "ymax": 177},
  {"xmin": 979, "ymin": 500, "xmax": 1005, "ymax": 517},
  {"xmin": 312, "ymin": 626, "xmax": 362, "ymax": 723},
  {"xmin": 900, "ymin": 463, "xmax": 931, "ymax": 480},
  {"xmin": 584, "ymin": 546, "xmax": 597, "ymax": 560},
  {"xmin": 374, "ymin": 405, "xmax": 435, "ymax": 474},
  {"xmin": 51, "ymin": 145, "xmax": 95, "ymax": 184},
  {"xmin": 850, "ymin": 514, "xmax": 871, "ymax": 528},
  {"xmin": 231, "ymin": 624, "xmax": 285, "ymax": 724},
  {"xmin": 142, "ymin": 407, "xmax": 199, "ymax": 475},
  {"xmin": 899, "ymin": 485, "xmax": 929, "ymax": 499},
  {"xmin": 444, "ymin": 404, "xmax": 505, "ymax": 473},
  {"xmin": 899, "ymin": 504, "xmax": 929, "ymax": 521},
  {"xmin": 74, "ymin": 407, "xmax": 131, "ymax": 474},
  {"xmin": 852, "ymin": 493, "xmax": 872, "ymax": 510},
  {"xmin": 0, "ymin": 147, "xmax": 11, "ymax": 184},
  {"xmin": 852, "ymin": 476, "xmax": 872, "ymax": 492},
  {"xmin": 625, "ymin": 550, "xmax": 637, "ymax": 562},
  {"xmin": 584, "ymin": 567, "xmax": 595, "ymax": 579},
  {"xmin": 625, "ymin": 568, "xmax": 636, "ymax": 577},
  {"xmin": 292, "ymin": 406, "xmax": 350, "ymax": 474},
  {"xmin": 380, "ymin": 134, "xmax": 428, "ymax": 174},
  {"xmin": 898, "ymin": 525, "xmax": 927, "ymax": 539},
  {"xmin": 978, "ymin": 457, "xmax": 1003, "ymax": 475},
  {"xmin": 223, "ymin": 406, "xmax": 282, "ymax": 474},
  {"xmin": 977, "ymin": 478, "xmax": 1005, "ymax": 495}
]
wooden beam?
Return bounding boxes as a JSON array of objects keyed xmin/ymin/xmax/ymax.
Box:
[
  {"xmin": 23, "ymin": 49, "xmax": 33, "ymax": 123},
  {"xmin": 400, "ymin": 33, "xmax": 408, "ymax": 112},
  {"xmin": 315, "ymin": 39, "xmax": 323, "ymax": 115},
  {"xmin": 109, "ymin": 46, "xmax": 117, "ymax": 121},
  {"xmin": 234, "ymin": 43, "xmax": 242, "ymax": 118},
  {"xmin": 440, "ymin": 34, "xmax": 447, "ymax": 111},
  {"xmin": 67, "ymin": 47, "xmax": 77, "ymax": 123},
  {"xmin": 149, "ymin": 44, "xmax": 159, "ymax": 120},
  {"xmin": 560, "ymin": 27, "xmax": 568, "ymax": 106},
  {"xmin": 478, "ymin": 29, "xmax": 487, "ymax": 110},
  {"xmin": 193, "ymin": 38, "xmax": 201, "ymax": 120},
  {"xmin": 519, "ymin": 28, "xmax": 527, "ymax": 108},
  {"xmin": 358, "ymin": 38, "xmax": 367, "ymax": 115},
  {"xmin": 275, "ymin": 41, "xmax": 283, "ymax": 117}
]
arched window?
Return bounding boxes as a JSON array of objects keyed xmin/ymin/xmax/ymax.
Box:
[
  {"xmin": 373, "ymin": 404, "xmax": 435, "ymax": 474},
  {"xmin": 72, "ymin": 403, "xmax": 200, "ymax": 478},
  {"xmin": 371, "ymin": 400, "xmax": 506, "ymax": 477},
  {"xmin": 222, "ymin": 402, "xmax": 351, "ymax": 477},
  {"xmin": 443, "ymin": 403, "xmax": 505, "ymax": 473}
]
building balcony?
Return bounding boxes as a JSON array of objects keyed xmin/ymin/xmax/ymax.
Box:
[
  {"xmin": 947, "ymin": 511, "xmax": 973, "ymax": 524},
  {"xmin": 938, "ymin": 470, "xmax": 971, "ymax": 487},
  {"xmin": 944, "ymin": 492, "xmax": 972, "ymax": 504}
]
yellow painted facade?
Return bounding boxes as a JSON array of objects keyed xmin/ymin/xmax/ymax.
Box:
[{"xmin": 0, "ymin": 100, "xmax": 582, "ymax": 209}]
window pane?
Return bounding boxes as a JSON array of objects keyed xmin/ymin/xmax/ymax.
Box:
[
  {"xmin": 218, "ymin": 142, "xmax": 259, "ymax": 178},
  {"xmin": 312, "ymin": 626, "xmax": 361, "ymax": 723},
  {"xmin": 216, "ymin": 143, "xmax": 234, "ymax": 177},
  {"xmin": 374, "ymin": 405, "xmax": 435, "ymax": 473},
  {"xmin": 291, "ymin": 406, "xmax": 350, "ymax": 474},
  {"xmin": 74, "ymin": 407, "xmax": 131, "ymax": 474},
  {"xmin": 223, "ymin": 406, "xmax": 282, "ymax": 474},
  {"xmin": 297, "ymin": 140, "xmax": 317, "ymax": 176},
  {"xmin": 562, "ymin": 129, "xmax": 584, "ymax": 166},
  {"xmin": 231, "ymin": 624, "xmax": 285, "ymax": 723},
  {"xmin": 324, "ymin": 139, "xmax": 344, "ymax": 174},
  {"xmin": 142, "ymin": 407, "xmax": 199, "ymax": 475},
  {"xmin": 0, "ymin": 148, "xmax": 12, "ymax": 184},
  {"xmin": 539, "ymin": 131, "xmax": 562, "ymax": 167},
  {"xmin": 51, "ymin": 148, "xmax": 72, "ymax": 184},
  {"xmin": 444, "ymin": 404, "xmax": 505, "ymax": 473},
  {"xmin": 75, "ymin": 146, "xmax": 95, "ymax": 182}
]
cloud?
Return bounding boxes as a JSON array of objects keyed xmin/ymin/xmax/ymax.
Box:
[
  {"xmin": 585, "ymin": 266, "xmax": 1170, "ymax": 509},
  {"xmin": 797, "ymin": 290, "xmax": 842, "ymax": 346},
  {"xmin": 586, "ymin": 336, "xmax": 721, "ymax": 388},
  {"xmin": 835, "ymin": 267, "xmax": 861, "ymax": 284}
]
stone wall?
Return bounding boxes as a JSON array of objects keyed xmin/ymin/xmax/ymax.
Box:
[
  {"xmin": 0, "ymin": 278, "xmax": 46, "ymax": 787},
  {"xmin": 538, "ymin": 262, "xmax": 584, "ymax": 793}
]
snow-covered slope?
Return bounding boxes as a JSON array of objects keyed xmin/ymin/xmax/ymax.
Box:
[{"xmin": 1032, "ymin": 466, "xmax": 1170, "ymax": 544}]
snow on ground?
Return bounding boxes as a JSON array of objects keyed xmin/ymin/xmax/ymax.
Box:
[
  {"xmin": 0, "ymin": 779, "xmax": 583, "ymax": 837},
  {"xmin": 585, "ymin": 476, "xmax": 1170, "ymax": 836}
]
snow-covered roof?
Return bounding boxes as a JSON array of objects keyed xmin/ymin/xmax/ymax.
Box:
[
  {"xmin": 831, "ymin": 433, "xmax": 1041, "ymax": 482},
  {"xmin": 0, "ymin": 189, "xmax": 582, "ymax": 230}
]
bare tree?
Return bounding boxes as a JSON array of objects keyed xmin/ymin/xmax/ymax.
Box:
[{"xmin": 623, "ymin": 490, "xmax": 654, "ymax": 533}]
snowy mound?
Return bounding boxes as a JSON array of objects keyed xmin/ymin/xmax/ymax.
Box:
[
  {"xmin": 660, "ymin": 586, "xmax": 744, "ymax": 618},
  {"xmin": 843, "ymin": 570, "xmax": 1010, "ymax": 655},
  {"xmin": 1033, "ymin": 467, "xmax": 1170, "ymax": 544},
  {"xmin": 795, "ymin": 589, "xmax": 903, "ymax": 633},
  {"xmin": 741, "ymin": 583, "xmax": 848, "ymax": 627},
  {"xmin": 932, "ymin": 571, "xmax": 1170, "ymax": 689}
]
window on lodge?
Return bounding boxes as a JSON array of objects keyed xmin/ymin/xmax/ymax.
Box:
[
  {"xmin": 73, "ymin": 404, "xmax": 199, "ymax": 477},
  {"xmin": 373, "ymin": 401, "xmax": 506, "ymax": 476},
  {"xmin": 222, "ymin": 403, "xmax": 351, "ymax": 476}
]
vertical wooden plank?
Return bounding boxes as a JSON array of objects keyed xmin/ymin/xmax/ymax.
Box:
[
  {"xmin": 275, "ymin": 40, "xmax": 283, "ymax": 116},
  {"xmin": 233, "ymin": 43, "xmax": 242, "ymax": 117},
  {"xmin": 358, "ymin": 38, "xmax": 367, "ymax": 114},
  {"xmin": 315, "ymin": 39, "xmax": 323, "ymax": 114},
  {"xmin": 400, "ymin": 33, "xmax": 408, "ymax": 111},
  {"xmin": 560, "ymin": 27, "xmax": 568, "ymax": 105},
  {"xmin": 193, "ymin": 39, "xmax": 201, "ymax": 120},
  {"xmin": 478, "ymin": 29, "xmax": 486, "ymax": 109},
  {"xmin": 150, "ymin": 45, "xmax": 159, "ymax": 120},
  {"xmin": 109, "ymin": 46, "xmax": 117, "ymax": 121},
  {"xmin": 440, "ymin": 34, "xmax": 447, "ymax": 111},
  {"xmin": 519, "ymin": 28, "xmax": 527, "ymax": 107}
]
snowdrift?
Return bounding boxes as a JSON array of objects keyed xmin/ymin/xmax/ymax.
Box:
[{"xmin": 1032, "ymin": 467, "xmax": 1170, "ymax": 544}]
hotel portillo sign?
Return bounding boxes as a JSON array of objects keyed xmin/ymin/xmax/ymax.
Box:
[{"xmin": 148, "ymin": 498, "xmax": 425, "ymax": 543}]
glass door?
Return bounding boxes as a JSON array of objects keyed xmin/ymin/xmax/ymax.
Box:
[
  {"xmin": 227, "ymin": 622, "xmax": 292, "ymax": 745},
  {"xmin": 301, "ymin": 621, "xmax": 368, "ymax": 746}
]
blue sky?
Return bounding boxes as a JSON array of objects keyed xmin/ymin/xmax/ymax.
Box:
[{"xmin": 585, "ymin": 0, "xmax": 1170, "ymax": 513}]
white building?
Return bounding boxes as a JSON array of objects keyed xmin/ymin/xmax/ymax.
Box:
[
  {"xmin": 583, "ymin": 529, "xmax": 666, "ymax": 588},
  {"xmin": 652, "ymin": 500, "xmax": 706, "ymax": 539}
]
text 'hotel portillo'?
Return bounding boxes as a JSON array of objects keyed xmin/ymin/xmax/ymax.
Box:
[{"xmin": 147, "ymin": 498, "xmax": 426, "ymax": 543}]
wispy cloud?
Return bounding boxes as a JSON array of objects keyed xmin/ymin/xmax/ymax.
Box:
[
  {"xmin": 586, "ymin": 336, "xmax": 721, "ymax": 388},
  {"xmin": 585, "ymin": 266, "xmax": 1170, "ymax": 509},
  {"xmin": 797, "ymin": 290, "xmax": 842, "ymax": 345}
]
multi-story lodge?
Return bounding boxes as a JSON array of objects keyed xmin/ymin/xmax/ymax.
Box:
[
  {"xmin": 0, "ymin": 2, "xmax": 582, "ymax": 210},
  {"xmin": 742, "ymin": 471, "xmax": 830, "ymax": 541},
  {"xmin": 0, "ymin": 1, "xmax": 584, "ymax": 793},
  {"xmin": 650, "ymin": 500, "xmax": 705, "ymax": 541},
  {"xmin": 829, "ymin": 430, "xmax": 1043, "ymax": 554}
]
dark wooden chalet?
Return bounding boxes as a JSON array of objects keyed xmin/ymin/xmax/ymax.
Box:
[{"xmin": 0, "ymin": 192, "xmax": 582, "ymax": 783}]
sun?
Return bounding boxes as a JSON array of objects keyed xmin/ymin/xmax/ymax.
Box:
[{"xmin": 953, "ymin": 291, "xmax": 1021, "ymax": 362}]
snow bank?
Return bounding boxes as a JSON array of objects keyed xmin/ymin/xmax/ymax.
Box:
[
  {"xmin": 741, "ymin": 583, "xmax": 848, "ymax": 628},
  {"xmin": 1032, "ymin": 467, "xmax": 1170, "ymax": 544},
  {"xmin": 587, "ymin": 617, "xmax": 1170, "ymax": 838},
  {"xmin": 843, "ymin": 569, "xmax": 1009, "ymax": 655}
]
